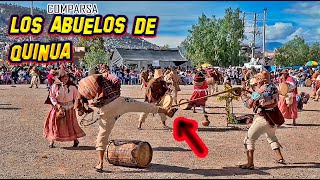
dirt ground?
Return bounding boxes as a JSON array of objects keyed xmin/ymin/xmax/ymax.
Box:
[{"xmin": 0, "ymin": 84, "xmax": 319, "ymax": 179}]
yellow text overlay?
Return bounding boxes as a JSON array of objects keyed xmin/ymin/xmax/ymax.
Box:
[
  {"xmin": 48, "ymin": 14, "xmax": 128, "ymax": 36},
  {"xmin": 8, "ymin": 41, "xmax": 73, "ymax": 64}
]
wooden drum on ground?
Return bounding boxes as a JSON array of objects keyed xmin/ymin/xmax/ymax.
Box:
[{"xmin": 106, "ymin": 140, "xmax": 153, "ymax": 168}]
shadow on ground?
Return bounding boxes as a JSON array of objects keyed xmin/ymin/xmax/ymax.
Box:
[
  {"xmin": 120, "ymin": 162, "xmax": 320, "ymax": 177},
  {"xmin": 301, "ymin": 109, "xmax": 320, "ymax": 112},
  {"xmin": 61, "ymin": 146, "xmax": 96, "ymax": 151},
  {"xmin": 152, "ymin": 147, "xmax": 191, "ymax": 152},
  {"xmin": 121, "ymin": 163, "xmax": 270, "ymax": 176},
  {"xmin": 294, "ymin": 123, "xmax": 320, "ymax": 127},
  {"xmin": 0, "ymin": 107, "xmax": 21, "ymax": 110},
  {"xmin": 197, "ymin": 126, "xmax": 247, "ymax": 132}
]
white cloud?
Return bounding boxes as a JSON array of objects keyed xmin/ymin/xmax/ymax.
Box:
[
  {"xmin": 243, "ymin": 22, "xmax": 295, "ymax": 46},
  {"xmin": 143, "ymin": 35, "xmax": 187, "ymax": 48},
  {"xmin": 285, "ymin": 2, "xmax": 320, "ymax": 18},
  {"xmin": 265, "ymin": 23, "xmax": 295, "ymax": 41}
]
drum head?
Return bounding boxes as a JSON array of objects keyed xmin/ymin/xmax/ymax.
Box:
[
  {"xmin": 279, "ymin": 83, "xmax": 289, "ymax": 96},
  {"xmin": 161, "ymin": 95, "xmax": 173, "ymax": 108},
  {"xmin": 179, "ymin": 99, "xmax": 190, "ymax": 110},
  {"xmin": 305, "ymin": 79, "xmax": 312, "ymax": 87},
  {"xmin": 249, "ymin": 78, "xmax": 256, "ymax": 85},
  {"xmin": 136, "ymin": 142, "xmax": 153, "ymax": 167}
]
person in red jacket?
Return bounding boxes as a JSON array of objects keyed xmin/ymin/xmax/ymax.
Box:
[
  {"xmin": 190, "ymin": 72, "xmax": 209, "ymax": 114},
  {"xmin": 46, "ymin": 69, "xmax": 56, "ymax": 90}
]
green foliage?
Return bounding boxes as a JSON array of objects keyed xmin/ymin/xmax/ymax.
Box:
[
  {"xmin": 308, "ymin": 42, "xmax": 320, "ymax": 62},
  {"xmin": 83, "ymin": 49, "xmax": 107, "ymax": 69},
  {"xmin": 274, "ymin": 36, "xmax": 310, "ymax": 66},
  {"xmin": 78, "ymin": 37, "xmax": 109, "ymax": 69},
  {"xmin": 160, "ymin": 44, "xmax": 170, "ymax": 50},
  {"xmin": 181, "ymin": 8, "xmax": 245, "ymax": 67},
  {"xmin": 217, "ymin": 84, "xmax": 239, "ymax": 124}
]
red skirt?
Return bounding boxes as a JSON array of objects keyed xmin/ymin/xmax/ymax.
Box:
[
  {"xmin": 43, "ymin": 106, "xmax": 86, "ymax": 142},
  {"xmin": 278, "ymin": 96, "xmax": 298, "ymax": 119},
  {"xmin": 190, "ymin": 90, "xmax": 207, "ymax": 107}
]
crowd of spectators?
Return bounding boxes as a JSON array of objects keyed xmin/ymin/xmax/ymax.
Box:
[{"xmin": 1, "ymin": 61, "xmax": 318, "ymax": 88}]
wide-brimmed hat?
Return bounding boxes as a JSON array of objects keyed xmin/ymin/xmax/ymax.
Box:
[
  {"xmin": 58, "ymin": 69, "xmax": 68, "ymax": 78},
  {"xmin": 194, "ymin": 72, "xmax": 206, "ymax": 82},
  {"xmin": 89, "ymin": 69, "xmax": 98, "ymax": 76},
  {"xmin": 154, "ymin": 69, "xmax": 163, "ymax": 79},
  {"xmin": 164, "ymin": 69, "xmax": 171, "ymax": 76},
  {"xmin": 280, "ymin": 69, "xmax": 289, "ymax": 75},
  {"xmin": 255, "ymin": 71, "xmax": 270, "ymax": 84},
  {"xmin": 194, "ymin": 75, "xmax": 206, "ymax": 82}
]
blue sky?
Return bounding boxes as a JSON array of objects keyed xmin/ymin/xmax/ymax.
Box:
[{"xmin": 4, "ymin": 1, "xmax": 320, "ymax": 48}]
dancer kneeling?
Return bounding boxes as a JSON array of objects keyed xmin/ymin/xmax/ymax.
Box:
[
  {"xmin": 239, "ymin": 71, "xmax": 285, "ymax": 170},
  {"xmin": 75, "ymin": 71, "xmax": 178, "ymax": 172},
  {"xmin": 138, "ymin": 69, "xmax": 173, "ymax": 130}
]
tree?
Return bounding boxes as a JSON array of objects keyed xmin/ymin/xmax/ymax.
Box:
[
  {"xmin": 78, "ymin": 37, "xmax": 109, "ymax": 69},
  {"xmin": 274, "ymin": 36, "xmax": 309, "ymax": 66},
  {"xmin": 181, "ymin": 8, "xmax": 245, "ymax": 67},
  {"xmin": 83, "ymin": 49, "xmax": 107, "ymax": 69},
  {"xmin": 308, "ymin": 42, "xmax": 320, "ymax": 62},
  {"xmin": 160, "ymin": 44, "xmax": 170, "ymax": 50}
]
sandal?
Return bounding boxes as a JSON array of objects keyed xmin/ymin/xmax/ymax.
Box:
[
  {"xmin": 238, "ymin": 164, "xmax": 254, "ymax": 170},
  {"xmin": 94, "ymin": 163, "xmax": 103, "ymax": 172},
  {"xmin": 162, "ymin": 125, "xmax": 172, "ymax": 130},
  {"xmin": 276, "ymin": 159, "xmax": 286, "ymax": 165},
  {"xmin": 49, "ymin": 141, "xmax": 54, "ymax": 148},
  {"xmin": 94, "ymin": 166, "xmax": 103, "ymax": 173}
]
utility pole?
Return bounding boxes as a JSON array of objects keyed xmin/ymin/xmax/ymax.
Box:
[
  {"xmin": 262, "ymin": 8, "xmax": 267, "ymax": 65},
  {"xmin": 30, "ymin": 1, "xmax": 33, "ymax": 42},
  {"xmin": 251, "ymin": 13, "xmax": 257, "ymax": 60},
  {"xmin": 242, "ymin": 12, "xmax": 246, "ymax": 26}
]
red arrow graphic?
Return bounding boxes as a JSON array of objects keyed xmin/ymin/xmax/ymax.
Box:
[{"xmin": 173, "ymin": 116, "xmax": 208, "ymax": 158}]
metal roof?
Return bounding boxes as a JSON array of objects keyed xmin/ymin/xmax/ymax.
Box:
[{"xmin": 114, "ymin": 48, "xmax": 188, "ymax": 62}]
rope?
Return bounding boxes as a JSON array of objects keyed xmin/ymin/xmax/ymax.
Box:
[
  {"xmin": 172, "ymin": 87, "xmax": 246, "ymax": 108},
  {"xmin": 79, "ymin": 111, "xmax": 99, "ymax": 127}
]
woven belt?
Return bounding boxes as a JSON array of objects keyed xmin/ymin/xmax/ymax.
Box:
[
  {"xmin": 59, "ymin": 101, "xmax": 73, "ymax": 106},
  {"xmin": 194, "ymin": 89, "xmax": 207, "ymax": 92}
]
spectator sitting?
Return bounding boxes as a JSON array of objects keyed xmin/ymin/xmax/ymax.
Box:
[{"xmin": 129, "ymin": 69, "xmax": 138, "ymax": 84}]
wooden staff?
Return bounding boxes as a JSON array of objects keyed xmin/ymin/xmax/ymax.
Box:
[{"xmin": 172, "ymin": 87, "xmax": 247, "ymax": 108}]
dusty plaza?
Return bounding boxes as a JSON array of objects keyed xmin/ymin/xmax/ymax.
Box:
[{"xmin": 0, "ymin": 84, "xmax": 319, "ymax": 179}]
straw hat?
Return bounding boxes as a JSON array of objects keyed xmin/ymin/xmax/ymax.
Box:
[
  {"xmin": 89, "ymin": 69, "xmax": 98, "ymax": 76},
  {"xmin": 194, "ymin": 75, "xmax": 206, "ymax": 82},
  {"xmin": 255, "ymin": 71, "xmax": 270, "ymax": 84},
  {"xmin": 280, "ymin": 69, "xmax": 289, "ymax": 75},
  {"xmin": 193, "ymin": 72, "xmax": 206, "ymax": 82},
  {"xmin": 58, "ymin": 69, "xmax": 68, "ymax": 78},
  {"xmin": 153, "ymin": 69, "xmax": 163, "ymax": 79}
]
